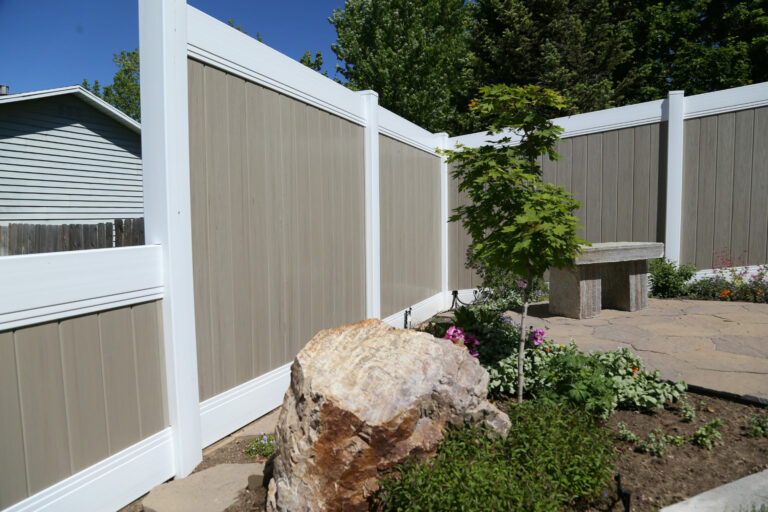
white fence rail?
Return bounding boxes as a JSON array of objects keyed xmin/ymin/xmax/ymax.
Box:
[{"xmin": 3, "ymin": 0, "xmax": 768, "ymax": 511}]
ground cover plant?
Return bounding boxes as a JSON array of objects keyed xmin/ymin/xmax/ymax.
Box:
[
  {"xmin": 649, "ymin": 251, "xmax": 768, "ymax": 303},
  {"xmin": 375, "ymin": 401, "xmax": 616, "ymax": 512}
]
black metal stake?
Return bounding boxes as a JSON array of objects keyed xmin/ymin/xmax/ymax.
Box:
[{"xmin": 615, "ymin": 473, "xmax": 632, "ymax": 512}]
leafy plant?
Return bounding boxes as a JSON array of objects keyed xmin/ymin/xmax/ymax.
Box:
[
  {"xmin": 692, "ymin": 418, "xmax": 723, "ymax": 450},
  {"xmin": 649, "ymin": 258, "xmax": 696, "ymax": 298},
  {"xmin": 679, "ymin": 398, "xmax": 697, "ymax": 422},
  {"xmin": 376, "ymin": 401, "xmax": 616, "ymax": 511},
  {"xmin": 486, "ymin": 339, "xmax": 686, "ymax": 418},
  {"xmin": 246, "ymin": 433, "xmax": 275, "ymax": 458},
  {"xmin": 468, "ymin": 259, "xmax": 548, "ymax": 312},
  {"xmin": 616, "ymin": 422, "xmax": 640, "ymax": 443},
  {"xmin": 749, "ymin": 411, "xmax": 768, "ymax": 438},
  {"xmin": 444, "ymin": 84, "xmax": 585, "ymax": 403}
]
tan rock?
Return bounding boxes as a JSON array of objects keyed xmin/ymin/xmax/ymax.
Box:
[{"xmin": 266, "ymin": 319, "xmax": 509, "ymax": 512}]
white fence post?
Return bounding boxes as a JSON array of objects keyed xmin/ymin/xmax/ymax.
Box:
[
  {"xmin": 359, "ymin": 91, "xmax": 381, "ymax": 319},
  {"xmin": 665, "ymin": 90, "xmax": 686, "ymax": 264},
  {"xmin": 436, "ymin": 132, "xmax": 450, "ymax": 307},
  {"xmin": 139, "ymin": 0, "xmax": 202, "ymax": 477}
]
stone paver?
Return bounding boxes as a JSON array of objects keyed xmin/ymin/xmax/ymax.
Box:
[
  {"xmin": 660, "ymin": 468, "xmax": 768, "ymax": 512},
  {"xmin": 510, "ymin": 299, "xmax": 768, "ymax": 402},
  {"xmin": 142, "ymin": 463, "xmax": 264, "ymax": 512}
]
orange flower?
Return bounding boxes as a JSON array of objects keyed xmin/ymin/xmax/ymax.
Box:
[
  {"xmin": 544, "ymin": 347, "xmax": 550, "ymax": 353},
  {"xmin": 633, "ymin": 367, "xmax": 638, "ymax": 373},
  {"xmin": 720, "ymin": 289, "xmax": 731, "ymax": 297},
  {"xmin": 758, "ymin": 289, "xmax": 763, "ymax": 296}
]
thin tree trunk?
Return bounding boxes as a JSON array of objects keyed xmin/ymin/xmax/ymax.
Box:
[
  {"xmin": 517, "ymin": 277, "xmax": 532, "ymax": 403},
  {"xmin": 517, "ymin": 300, "xmax": 528, "ymax": 403}
]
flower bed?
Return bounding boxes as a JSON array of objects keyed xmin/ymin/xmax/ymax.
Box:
[{"xmin": 373, "ymin": 305, "xmax": 768, "ymax": 511}]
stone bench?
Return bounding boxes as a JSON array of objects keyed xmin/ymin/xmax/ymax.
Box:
[{"xmin": 548, "ymin": 242, "xmax": 664, "ymax": 319}]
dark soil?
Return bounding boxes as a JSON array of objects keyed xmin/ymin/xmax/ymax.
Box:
[
  {"xmin": 120, "ymin": 391, "xmax": 767, "ymax": 512},
  {"xmin": 582, "ymin": 391, "xmax": 768, "ymax": 512}
]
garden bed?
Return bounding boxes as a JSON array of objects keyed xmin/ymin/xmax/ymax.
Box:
[{"xmin": 569, "ymin": 391, "xmax": 766, "ymax": 511}]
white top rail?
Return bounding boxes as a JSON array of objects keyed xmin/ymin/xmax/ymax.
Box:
[
  {"xmin": 378, "ymin": 105, "xmax": 442, "ymax": 155},
  {"xmin": 450, "ymin": 81, "xmax": 768, "ymax": 149},
  {"xmin": 187, "ymin": 6, "xmax": 365, "ymax": 126},
  {"xmin": 0, "ymin": 245, "xmax": 164, "ymax": 331}
]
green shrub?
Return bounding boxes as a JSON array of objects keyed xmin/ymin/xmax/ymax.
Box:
[
  {"xmin": 692, "ymin": 418, "xmax": 723, "ymax": 450},
  {"xmin": 649, "ymin": 258, "xmax": 697, "ymax": 298},
  {"xmin": 679, "ymin": 398, "xmax": 697, "ymax": 422},
  {"xmin": 468, "ymin": 261, "xmax": 549, "ymax": 312},
  {"xmin": 486, "ymin": 340, "xmax": 686, "ymax": 418},
  {"xmin": 749, "ymin": 411, "xmax": 768, "ymax": 438},
  {"xmin": 377, "ymin": 402, "xmax": 616, "ymax": 512}
]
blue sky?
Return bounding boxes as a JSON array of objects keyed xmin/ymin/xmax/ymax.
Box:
[{"xmin": 0, "ymin": 0, "xmax": 345, "ymax": 94}]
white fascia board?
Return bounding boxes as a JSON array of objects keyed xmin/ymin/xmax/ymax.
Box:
[
  {"xmin": 186, "ymin": 6, "xmax": 366, "ymax": 126},
  {"xmin": 0, "ymin": 85, "xmax": 141, "ymax": 134},
  {"xmin": 4, "ymin": 428, "xmax": 174, "ymax": 512},
  {"xmin": 684, "ymin": 81, "xmax": 768, "ymax": 119},
  {"xmin": 450, "ymin": 98, "xmax": 666, "ymax": 148},
  {"xmin": 0, "ymin": 245, "xmax": 163, "ymax": 331},
  {"xmin": 377, "ymin": 106, "xmax": 441, "ymax": 155}
]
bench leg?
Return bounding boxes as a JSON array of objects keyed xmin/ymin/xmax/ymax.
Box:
[
  {"xmin": 549, "ymin": 265, "xmax": 601, "ymax": 319},
  {"xmin": 601, "ymin": 260, "xmax": 649, "ymax": 311}
]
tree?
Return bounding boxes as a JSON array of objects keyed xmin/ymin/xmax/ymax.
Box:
[
  {"xmin": 330, "ymin": 0, "xmax": 475, "ymax": 134},
  {"xmin": 300, "ymin": 50, "xmax": 327, "ymax": 75},
  {"xmin": 470, "ymin": 0, "xmax": 633, "ymax": 116},
  {"xmin": 444, "ymin": 85, "xmax": 585, "ymax": 403},
  {"xmin": 83, "ymin": 48, "xmax": 140, "ymax": 122},
  {"xmin": 615, "ymin": 0, "xmax": 768, "ymax": 104}
]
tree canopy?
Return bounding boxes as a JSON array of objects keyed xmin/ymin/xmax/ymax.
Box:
[
  {"xmin": 330, "ymin": 0, "xmax": 768, "ymax": 131},
  {"xmin": 330, "ymin": 0, "xmax": 476, "ymax": 134},
  {"xmin": 83, "ymin": 48, "xmax": 141, "ymax": 122}
]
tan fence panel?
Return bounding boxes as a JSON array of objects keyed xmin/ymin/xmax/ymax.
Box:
[
  {"xmin": 681, "ymin": 107, "xmax": 768, "ymax": 269},
  {"xmin": 449, "ymin": 123, "xmax": 667, "ymax": 289},
  {"xmin": 379, "ymin": 135, "xmax": 442, "ymax": 317},
  {"xmin": 0, "ymin": 301, "xmax": 167, "ymax": 509},
  {"xmin": 447, "ymin": 164, "xmax": 482, "ymax": 291},
  {"xmin": 542, "ymin": 123, "xmax": 667, "ymax": 244},
  {"xmin": 188, "ymin": 59, "xmax": 367, "ymax": 402}
]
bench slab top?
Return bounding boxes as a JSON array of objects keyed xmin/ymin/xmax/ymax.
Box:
[{"xmin": 574, "ymin": 242, "xmax": 664, "ymax": 265}]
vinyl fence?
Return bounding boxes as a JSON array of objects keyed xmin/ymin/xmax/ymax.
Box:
[{"xmin": 1, "ymin": 1, "xmax": 767, "ymax": 511}]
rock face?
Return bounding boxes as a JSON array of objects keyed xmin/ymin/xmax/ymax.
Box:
[{"xmin": 266, "ymin": 318, "xmax": 510, "ymax": 512}]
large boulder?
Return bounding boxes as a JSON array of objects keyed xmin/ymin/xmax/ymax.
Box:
[{"xmin": 266, "ymin": 318, "xmax": 510, "ymax": 512}]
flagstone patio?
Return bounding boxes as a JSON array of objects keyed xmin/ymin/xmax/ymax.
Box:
[{"xmin": 509, "ymin": 299, "xmax": 768, "ymax": 403}]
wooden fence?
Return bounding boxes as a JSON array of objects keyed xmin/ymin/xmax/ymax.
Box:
[{"xmin": 0, "ymin": 218, "xmax": 144, "ymax": 256}]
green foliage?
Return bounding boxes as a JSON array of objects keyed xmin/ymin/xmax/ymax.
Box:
[
  {"xmin": 748, "ymin": 411, "xmax": 768, "ymax": 438},
  {"xmin": 330, "ymin": 0, "xmax": 475, "ymax": 134},
  {"xmin": 679, "ymin": 398, "xmax": 697, "ymax": 422},
  {"xmin": 692, "ymin": 418, "xmax": 723, "ymax": 450},
  {"xmin": 616, "ymin": 422, "xmax": 640, "ymax": 443},
  {"xmin": 649, "ymin": 258, "xmax": 697, "ymax": 298},
  {"xmin": 485, "ymin": 339, "xmax": 687, "ymax": 418},
  {"xmin": 470, "ymin": 0, "xmax": 633, "ymax": 115},
  {"xmin": 83, "ymin": 48, "xmax": 141, "ymax": 122},
  {"xmin": 635, "ymin": 429, "xmax": 686, "ymax": 458},
  {"xmin": 445, "ymin": 85, "xmax": 584, "ymax": 288},
  {"xmin": 618, "ymin": 1, "xmax": 768, "ymax": 105},
  {"xmin": 299, "ymin": 50, "xmax": 327, "ymax": 75},
  {"xmin": 246, "ymin": 433, "xmax": 275, "ymax": 458},
  {"xmin": 466, "ymin": 259, "xmax": 548, "ymax": 312},
  {"xmin": 377, "ymin": 401, "xmax": 616, "ymax": 511}
]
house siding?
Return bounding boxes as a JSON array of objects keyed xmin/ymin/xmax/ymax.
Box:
[{"xmin": 0, "ymin": 95, "xmax": 143, "ymax": 224}]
